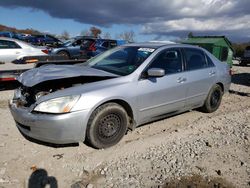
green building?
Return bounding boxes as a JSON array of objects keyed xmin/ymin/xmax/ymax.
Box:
[{"xmin": 183, "ymin": 36, "xmax": 234, "ymax": 67}]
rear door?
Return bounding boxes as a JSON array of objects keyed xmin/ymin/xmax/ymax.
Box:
[
  {"xmin": 182, "ymin": 47, "xmax": 216, "ymax": 108},
  {"xmin": 0, "ymin": 40, "xmax": 22, "ymax": 63}
]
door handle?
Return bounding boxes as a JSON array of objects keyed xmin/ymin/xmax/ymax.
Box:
[
  {"xmin": 15, "ymin": 51, "xmax": 20, "ymax": 54},
  {"xmin": 209, "ymin": 71, "xmax": 216, "ymax": 76},
  {"xmin": 177, "ymin": 77, "xmax": 187, "ymax": 83}
]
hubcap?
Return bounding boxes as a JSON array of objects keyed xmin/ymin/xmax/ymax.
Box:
[{"xmin": 98, "ymin": 114, "xmax": 121, "ymax": 138}]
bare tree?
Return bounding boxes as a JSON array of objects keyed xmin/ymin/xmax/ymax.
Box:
[
  {"xmin": 90, "ymin": 26, "xmax": 102, "ymax": 38},
  {"xmin": 118, "ymin": 30, "xmax": 135, "ymax": 42},
  {"xmin": 80, "ymin": 29, "xmax": 90, "ymax": 36},
  {"xmin": 61, "ymin": 30, "xmax": 70, "ymax": 40},
  {"xmin": 103, "ymin": 32, "xmax": 111, "ymax": 39}
]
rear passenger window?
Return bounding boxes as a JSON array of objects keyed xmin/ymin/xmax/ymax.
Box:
[
  {"xmin": 206, "ymin": 55, "xmax": 215, "ymax": 67},
  {"xmin": 0, "ymin": 40, "xmax": 21, "ymax": 49},
  {"xmin": 184, "ymin": 48, "xmax": 207, "ymax": 71},
  {"xmin": 148, "ymin": 49, "xmax": 182, "ymax": 74},
  {"xmin": 102, "ymin": 41, "xmax": 109, "ymax": 48}
]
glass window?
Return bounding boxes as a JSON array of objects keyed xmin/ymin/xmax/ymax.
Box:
[
  {"xmin": 81, "ymin": 39, "xmax": 95, "ymax": 49},
  {"xmin": 83, "ymin": 46, "xmax": 154, "ymax": 76},
  {"xmin": 102, "ymin": 41, "xmax": 109, "ymax": 48},
  {"xmin": 184, "ymin": 48, "xmax": 207, "ymax": 70},
  {"xmin": 206, "ymin": 54, "xmax": 215, "ymax": 67},
  {"xmin": 0, "ymin": 40, "xmax": 21, "ymax": 49},
  {"xmin": 74, "ymin": 39, "xmax": 83, "ymax": 46},
  {"xmin": 148, "ymin": 49, "xmax": 183, "ymax": 74}
]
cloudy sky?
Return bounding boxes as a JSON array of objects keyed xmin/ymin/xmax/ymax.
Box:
[{"xmin": 0, "ymin": 0, "xmax": 249, "ymax": 42}]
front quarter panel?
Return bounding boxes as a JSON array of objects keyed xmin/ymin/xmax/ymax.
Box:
[{"xmin": 71, "ymin": 81, "xmax": 138, "ymax": 122}]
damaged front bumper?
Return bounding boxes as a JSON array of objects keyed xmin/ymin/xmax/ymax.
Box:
[{"xmin": 9, "ymin": 99, "xmax": 89, "ymax": 144}]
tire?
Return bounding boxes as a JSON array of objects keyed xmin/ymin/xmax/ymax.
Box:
[
  {"xmin": 86, "ymin": 103, "xmax": 129, "ymax": 149},
  {"xmin": 58, "ymin": 51, "xmax": 70, "ymax": 59},
  {"xmin": 200, "ymin": 84, "xmax": 223, "ymax": 113}
]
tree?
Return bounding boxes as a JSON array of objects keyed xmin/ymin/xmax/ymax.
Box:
[
  {"xmin": 103, "ymin": 32, "xmax": 111, "ymax": 39},
  {"xmin": 188, "ymin": 32, "xmax": 194, "ymax": 38},
  {"xmin": 61, "ymin": 30, "xmax": 70, "ymax": 40},
  {"xmin": 118, "ymin": 31, "xmax": 135, "ymax": 42},
  {"xmin": 90, "ymin": 26, "xmax": 102, "ymax": 38},
  {"xmin": 80, "ymin": 29, "xmax": 90, "ymax": 36}
]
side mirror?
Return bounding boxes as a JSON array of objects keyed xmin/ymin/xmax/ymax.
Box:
[
  {"xmin": 72, "ymin": 42, "xmax": 76, "ymax": 47},
  {"xmin": 147, "ymin": 68, "xmax": 165, "ymax": 77}
]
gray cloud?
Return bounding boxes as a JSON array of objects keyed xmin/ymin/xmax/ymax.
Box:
[{"xmin": 0, "ymin": 0, "xmax": 249, "ymax": 42}]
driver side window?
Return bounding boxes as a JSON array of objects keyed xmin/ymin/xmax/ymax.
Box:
[{"xmin": 148, "ymin": 49, "xmax": 183, "ymax": 74}]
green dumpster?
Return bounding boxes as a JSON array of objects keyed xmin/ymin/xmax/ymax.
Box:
[{"xmin": 182, "ymin": 36, "xmax": 234, "ymax": 67}]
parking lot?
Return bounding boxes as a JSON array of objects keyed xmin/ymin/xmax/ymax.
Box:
[{"xmin": 0, "ymin": 61, "xmax": 249, "ymax": 187}]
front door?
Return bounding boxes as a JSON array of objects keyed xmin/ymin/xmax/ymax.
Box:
[
  {"xmin": 137, "ymin": 49, "xmax": 187, "ymax": 124},
  {"xmin": 182, "ymin": 48, "xmax": 217, "ymax": 108}
]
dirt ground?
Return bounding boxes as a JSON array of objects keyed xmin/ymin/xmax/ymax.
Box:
[{"xmin": 0, "ymin": 61, "xmax": 249, "ymax": 188}]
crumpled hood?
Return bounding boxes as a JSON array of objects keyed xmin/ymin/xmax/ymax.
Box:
[{"xmin": 18, "ymin": 64, "xmax": 118, "ymax": 87}]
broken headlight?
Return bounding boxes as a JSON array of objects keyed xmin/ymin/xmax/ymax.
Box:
[{"xmin": 33, "ymin": 95, "xmax": 80, "ymax": 113}]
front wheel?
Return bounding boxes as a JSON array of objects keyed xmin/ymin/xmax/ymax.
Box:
[
  {"xmin": 57, "ymin": 51, "xmax": 69, "ymax": 59},
  {"xmin": 86, "ymin": 103, "xmax": 129, "ymax": 149},
  {"xmin": 200, "ymin": 84, "xmax": 223, "ymax": 113}
]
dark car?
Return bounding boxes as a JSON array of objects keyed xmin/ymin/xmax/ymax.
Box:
[
  {"xmin": 0, "ymin": 31, "xmax": 26, "ymax": 40},
  {"xmin": 51, "ymin": 36, "xmax": 97, "ymax": 59},
  {"xmin": 26, "ymin": 34, "xmax": 62, "ymax": 47},
  {"xmin": 80, "ymin": 39, "xmax": 123, "ymax": 58}
]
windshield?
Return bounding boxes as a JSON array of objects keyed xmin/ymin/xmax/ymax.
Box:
[
  {"xmin": 63, "ymin": 39, "xmax": 74, "ymax": 46},
  {"xmin": 83, "ymin": 46, "xmax": 155, "ymax": 76}
]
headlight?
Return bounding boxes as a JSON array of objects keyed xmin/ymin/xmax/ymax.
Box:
[{"xmin": 33, "ymin": 95, "xmax": 80, "ymax": 113}]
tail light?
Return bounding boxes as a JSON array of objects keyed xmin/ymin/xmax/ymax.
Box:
[
  {"xmin": 229, "ymin": 69, "xmax": 233, "ymax": 76},
  {"xmin": 41, "ymin": 49, "xmax": 49, "ymax": 54},
  {"xmin": 88, "ymin": 42, "xmax": 96, "ymax": 51}
]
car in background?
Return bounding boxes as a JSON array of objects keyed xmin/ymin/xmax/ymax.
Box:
[
  {"xmin": 25, "ymin": 34, "xmax": 63, "ymax": 47},
  {"xmin": 0, "ymin": 37, "xmax": 49, "ymax": 64},
  {"xmin": 0, "ymin": 31, "xmax": 26, "ymax": 40},
  {"xmin": 0, "ymin": 31, "xmax": 16, "ymax": 38},
  {"xmin": 51, "ymin": 36, "xmax": 97, "ymax": 59},
  {"xmin": 80, "ymin": 39, "xmax": 126, "ymax": 58},
  {"xmin": 240, "ymin": 46, "xmax": 250, "ymax": 66},
  {"xmin": 9, "ymin": 43, "xmax": 231, "ymax": 148}
]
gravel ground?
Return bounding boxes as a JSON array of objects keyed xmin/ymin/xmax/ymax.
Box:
[{"xmin": 0, "ymin": 62, "xmax": 249, "ymax": 188}]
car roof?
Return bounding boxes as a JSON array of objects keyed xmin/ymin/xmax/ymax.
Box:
[
  {"xmin": 123, "ymin": 42, "xmax": 200, "ymax": 49},
  {"xmin": 0, "ymin": 37, "xmax": 35, "ymax": 47}
]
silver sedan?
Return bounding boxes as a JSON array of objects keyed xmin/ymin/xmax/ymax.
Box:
[
  {"xmin": 9, "ymin": 43, "xmax": 231, "ymax": 148},
  {"xmin": 0, "ymin": 37, "xmax": 48, "ymax": 64}
]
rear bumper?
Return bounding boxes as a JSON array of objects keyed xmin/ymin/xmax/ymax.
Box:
[{"xmin": 9, "ymin": 100, "xmax": 89, "ymax": 144}]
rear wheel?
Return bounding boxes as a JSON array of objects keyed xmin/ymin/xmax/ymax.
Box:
[
  {"xmin": 200, "ymin": 84, "xmax": 223, "ymax": 113},
  {"xmin": 86, "ymin": 103, "xmax": 129, "ymax": 149},
  {"xmin": 58, "ymin": 51, "xmax": 69, "ymax": 59}
]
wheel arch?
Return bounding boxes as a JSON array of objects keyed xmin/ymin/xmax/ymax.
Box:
[
  {"xmin": 216, "ymin": 82, "xmax": 224, "ymax": 93},
  {"xmin": 95, "ymin": 99, "xmax": 135, "ymax": 130},
  {"xmin": 57, "ymin": 50, "xmax": 70, "ymax": 58}
]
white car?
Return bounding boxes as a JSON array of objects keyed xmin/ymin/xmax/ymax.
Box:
[{"xmin": 0, "ymin": 37, "xmax": 49, "ymax": 64}]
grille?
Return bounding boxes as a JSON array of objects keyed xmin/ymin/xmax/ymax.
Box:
[{"xmin": 16, "ymin": 121, "xmax": 31, "ymax": 131}]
